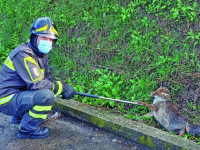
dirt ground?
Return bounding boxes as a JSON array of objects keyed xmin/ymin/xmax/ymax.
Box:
[{"xmin": 0, "ymin": 111, "xmax": 144, "ymax": 150}]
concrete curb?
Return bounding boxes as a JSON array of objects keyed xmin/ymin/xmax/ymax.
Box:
[{"xmin": 53, "ymin": 98, "xmax": 200, "ymax": 150}]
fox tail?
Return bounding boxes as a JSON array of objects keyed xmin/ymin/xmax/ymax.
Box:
[{"xmin": 186, "ymin": 123, "xmax": 200, "ymax": 136}]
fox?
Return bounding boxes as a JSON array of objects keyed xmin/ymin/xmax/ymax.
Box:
[{"xmin": 138, "ymin": 87, "xmax": 200, "ymax": 136}]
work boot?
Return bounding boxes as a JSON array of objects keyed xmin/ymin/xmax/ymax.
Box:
[
  {"xmin": 10, "ymin": 116, "xmax": 22, "ymax": 124},
  {"xmin": 18, "ymin": 126, "xmax": 50, "ymax": 139}
]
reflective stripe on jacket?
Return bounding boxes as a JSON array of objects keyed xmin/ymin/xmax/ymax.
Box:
[{"xmin": 0, "ymin": 94, "xmax": 15, "ymax": 105}]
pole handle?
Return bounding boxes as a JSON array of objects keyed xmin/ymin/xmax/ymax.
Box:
[{"xmin": 75, "ymin": 92, "xmax": 99, "ymax": 99}]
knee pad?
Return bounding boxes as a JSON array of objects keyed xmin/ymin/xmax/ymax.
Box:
[{"xmin": 34, "ymin": 89, "xmax": 54, "ymax": 105}]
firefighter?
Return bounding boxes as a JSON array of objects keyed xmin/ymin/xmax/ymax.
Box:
[{"xmin": 0, "ymin": 17, "xmax": 75, "ymax": 139}]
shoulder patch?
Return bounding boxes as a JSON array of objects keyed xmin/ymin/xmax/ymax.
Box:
[{"xmin": 24, "ymin": 56, "xmax": 42, "ymax": 82}]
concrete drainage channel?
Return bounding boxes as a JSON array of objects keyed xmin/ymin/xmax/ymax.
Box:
[{"xmin": 53, "ymin": 98, "xmax": 200, "ymax": 150}]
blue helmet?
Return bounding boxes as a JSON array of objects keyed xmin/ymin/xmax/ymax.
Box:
[{"xmin": 30, "ymin": 17, "xmax": 59, "ymax": 40}]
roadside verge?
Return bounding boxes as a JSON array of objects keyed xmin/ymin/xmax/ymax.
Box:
[{"xmin": 53, "ymin": 98, "xmax": 200, "ymax": 150}]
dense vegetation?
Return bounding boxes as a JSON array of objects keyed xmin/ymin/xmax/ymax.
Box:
[{"xmin": 1, "ymin": 0, "xmax": 200, "ymax": 143}]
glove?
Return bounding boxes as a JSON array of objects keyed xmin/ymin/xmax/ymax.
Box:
[{"xmin": 62, "ymin": 83, "xmax": 75, "ymax": 100}]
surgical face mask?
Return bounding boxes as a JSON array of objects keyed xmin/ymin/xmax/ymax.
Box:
[{"xmin": 38, "ymin": 40, "xmax": 53, "ymax": 54}]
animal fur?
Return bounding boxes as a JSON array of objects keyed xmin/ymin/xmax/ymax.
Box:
[{"xmin": 138, "ymin": 87, "xmax": 200, "ymax": 136}]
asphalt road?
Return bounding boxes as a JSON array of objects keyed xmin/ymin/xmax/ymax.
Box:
[{"xmin": 0, "ymin": 112, "xmax": 144, "ymax": 150}]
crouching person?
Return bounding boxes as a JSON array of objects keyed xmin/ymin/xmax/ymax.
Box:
[{"xmin": 0, "ymin": 17, "xmax": 75, "ymax": 139}]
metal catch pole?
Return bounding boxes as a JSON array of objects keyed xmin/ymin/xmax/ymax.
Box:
[{"xmin": 75, "ymin": 92, "xmax": 143, "ymax": 105}]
